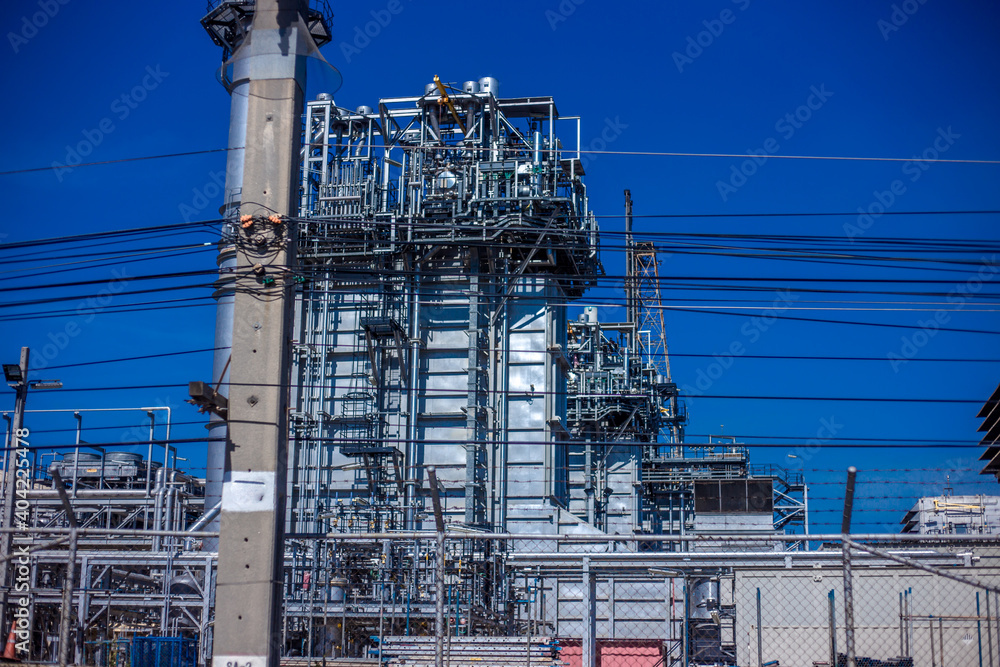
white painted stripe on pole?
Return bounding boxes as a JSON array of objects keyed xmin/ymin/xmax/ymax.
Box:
[
  {"xmin": 213, "ymin": 655, "xmax": 268, "ymax": 667},
  {"xmin": 221, "ymin": 471, "xmax": 276, "ymax": 512}
]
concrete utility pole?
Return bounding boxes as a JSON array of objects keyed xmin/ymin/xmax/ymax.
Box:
[
  {"xmin": 210, "ymin": 2, "xmax": 308, "ymax": 666},
  {"xmin": 0, "ymin": 347, "xmax": 29, "ymax": 628}
]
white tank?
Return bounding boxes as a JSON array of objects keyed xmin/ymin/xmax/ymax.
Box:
[{"xmin": 478, "ymin": 76, "xmax": 499, "ymax": 97}]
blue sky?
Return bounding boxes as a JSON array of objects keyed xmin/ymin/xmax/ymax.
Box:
[{"xmin": 1, "ymin": 0, "xmax": 999, "ymax": 532}]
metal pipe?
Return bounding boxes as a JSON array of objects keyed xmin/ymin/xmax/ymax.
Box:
[
  {"xmin": 905, "ymin": 589, "xmax": 910, "ymax": 657},
  {"xmin": 930, "ymin": 617, "xmax": 937, "ymax": 667},
  {"xmin": 58, "ymin": 528, "xmax": 77, "ymax": 667},
  {"xmin": 842, "ymin": 467, "xmax": 858, "ymax": 667},
  {"xmin": 940, "ymin": 617, "xmax": 945, "ymax": 667},
  {"xmin": 900, "ymin": 591, "xmax": 905, "ymax": 660},
  {"xmin": 497, "ymin": 259, "xmax": 510, "ymax": 530},
  {"xmin": 842, "ymin": 539, "xmax": 856, "ymax": 667},
  {"xmin": 756, "ymin": 587, "xmax": 762, "ymax": 667},
  {"xmin": 405, "ymin": 273, "xmax": 421, "ymax": 530},
  {"xmin": 139, "ymin": 406, "xmax": 172, "ymax": 475},
  {"xmin": 25, "ymin": 489, "xmax": 158, "ymax": 499},
  {"xmin": 164, "ymin": 487, "xmax": 176, "ymax": 550},
  {"xmin": 804, "ymin": 483, "xmax": 810, "ymax": 539},
  {"xmin": 828, "ymin": 589, "xmax": 837, "ymax": 667},
  {"xmin": 986, "ymin": 591, "xmax": 993, "ymax": 667},
  {"xmin": 71, "ymin": 412, "xmax": 82, "ymax": 498},
  {"xmin": 188, "ymin": 501, "xmax": 223, "ymax": 534},
  {"xmin": 428, "ymin": 467, "xmax": 445, "ymax": 667},
  {"xmin": 152, "ymin": 468, "xmax": 166, "ymax": 551},
  {"xmin": 145, "ymin": 411, "xmax": 155, "ymax": 497},
  {"xmin": 51, "ymin": 470, "xmax": 77, "ymax": 667},
  {"xmin": 842, "ymin": 466, "xmax": 857, "ymax": 534}
]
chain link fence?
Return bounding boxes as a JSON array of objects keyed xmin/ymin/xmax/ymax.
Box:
[{"xmin": 3, "ymin": 528, "xmax": 1000, "ymax": 667}]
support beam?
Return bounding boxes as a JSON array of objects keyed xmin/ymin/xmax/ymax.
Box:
[
  {"xmin": 581, "ymin": 557, "xmax": 595, "ymax": 667},
  {"xmin": 211, "ymin": 2, "xmax": 309, "ymax": 667},
  {"xmin": 0, "ymin": 347, "xmax": 28, "ymax": 633}
]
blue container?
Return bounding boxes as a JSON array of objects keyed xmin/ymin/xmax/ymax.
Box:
[{"xmin": 130, "ymin": 636, "xmax": 198, "ymax": 667}]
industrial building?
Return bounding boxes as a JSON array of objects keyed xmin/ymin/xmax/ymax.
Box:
[
  {"xmin": 901, "ymin": 495, "xmax": 1000, "ymax": 535},
  {"xmin": 4, "ymin": 3, "xmax": 995, "ymax": 667}
]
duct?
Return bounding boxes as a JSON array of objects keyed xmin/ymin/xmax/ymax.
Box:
[
  {"xmin": 110, "ymin": 568, "xmax": 158, "ymax": 586},
  {"xmin": 25, "ymin": 490, "xmax": 151, "ymax": 499},
  {"xmin": 152, "ymin": 468, "xmax": 166, "ymax": 551},
  {"xmin": 187, "ymin": 501, "xmax": 222, "ymax": 533},
  {"xmin": 164, "ymin": 487, "xmax": 176, "ymax": 549},
  {"xmin": 405, "ymin": 274, "xmax": 421, "ymax": 530}
]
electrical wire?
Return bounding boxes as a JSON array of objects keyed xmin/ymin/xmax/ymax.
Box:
[
  {"xmin": 4, "ymin": 142, "xmax": 1000, "ymax": 179},
  {"xmin": 0, "ymin": 148, "xmax": 242, "ymax": 177},
  {"xmin": 39, "ymin": 347, "xmax": 225, "ymax": 371}
]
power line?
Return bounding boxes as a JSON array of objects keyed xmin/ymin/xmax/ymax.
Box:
[
  {"xmin": 0, "ymin": 148, "xmax": 241, "ymax": 177},
  {"xmin": 29, "ymin": 379, "xmax": 986, "ymax": 406},
  {"xmin": 5, "ymin": 143, "xmax": 998, "ymax": 179},
  {"xmin": 40, "ymin": 347, "xmax": 224, "ymax": 371},
  {"xmin": 0, "ymin": 219, "xmax": 222, "ymax": 252}
]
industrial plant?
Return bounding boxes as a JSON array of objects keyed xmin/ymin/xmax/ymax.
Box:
[{"xmin": 2, "ymin": 2, "xmax": 998, "ymax": 667}]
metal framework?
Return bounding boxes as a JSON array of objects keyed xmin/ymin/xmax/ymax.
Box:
[{"xmin": 0, "ymin": 72, "xmax": 802, "ymax": 667}]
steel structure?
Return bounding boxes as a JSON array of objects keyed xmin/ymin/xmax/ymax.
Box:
[
  {"xmin": 290, "ymin": 78, "xmax": 599, "ymax": 538},
  {"xmin": 0, "ymin": 443, "xmax": 208, "ymax": 664},
  {"xmin": 276, "ymin": 79, "xmax": 807, "ymax": 664},
  {"xmin": 0, "ymin": 5, "xmax": 803, "ymax": 658}
]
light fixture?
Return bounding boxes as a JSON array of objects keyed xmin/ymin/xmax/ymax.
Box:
[
  {"xmin": 3, "ymin": 365, "xmax": 22, "ymax": 383},
  {"xmin": 29, "ymin": 381, "xmax": 63, "ymax": 390}
]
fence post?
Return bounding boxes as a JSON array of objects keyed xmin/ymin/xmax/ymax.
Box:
[
  {"xmin": 756, "ymin": 587, "xmax": 762, "ymax": 667},
  {"xmin": 989, "ymin": 590, "xmax": 996, "ymax": 667},
  {"xmin": 906, "ymin": 588, "xmax": 912, "ymax": 658},
  {"xmin": 582, "ymin": 557, "xmax": 595, "ymax": 667},
  {"xmin": 939, "ymin": 617, "xmax": 945, "ymax": 667},
  {"xmin": 900, "ymin": 591, "xmax": 905, "ymax": 660},
  {"xmin": 930, "ymin": 618, "xmax": 936, "ymax": 667},
  {"xmin": 978, "ymin": 592, "xmax": 984, "ymax": 667},
  {"xmin": 841, "ymin": 466, "xmax": 857, "ymax": 667},
  {"xmin": 828, "ymin": 589, "xmax": 837, "ymax": 667}
]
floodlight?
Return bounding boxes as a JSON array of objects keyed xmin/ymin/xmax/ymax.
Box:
[{"xmin": 29, "ymin": 381, "xmax": 63, "ymax": 390}]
